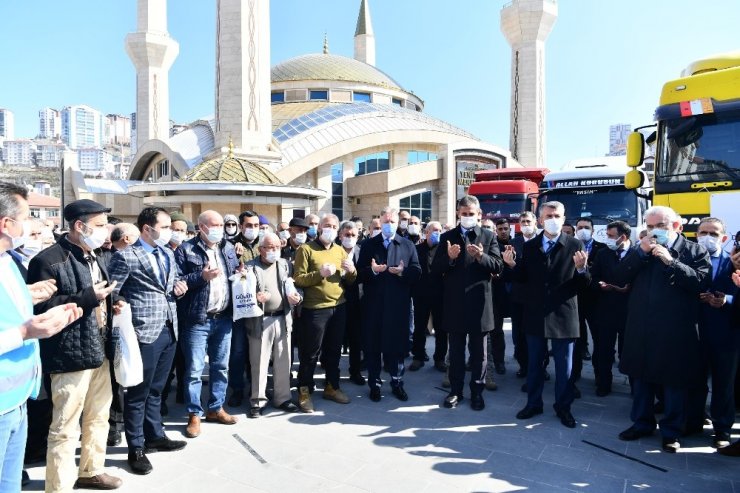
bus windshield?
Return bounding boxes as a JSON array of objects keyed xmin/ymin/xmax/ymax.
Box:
[
  {"xmin": 477, "ymin": 194, "xmax": 528, "ymax": 222},
  {"xmin": 539, "ymin": 187, "xmax": 638, "ymax": 226},
  {"xmin": 657, "ymin": 109, "xmax": 740, "ymax": 186}
]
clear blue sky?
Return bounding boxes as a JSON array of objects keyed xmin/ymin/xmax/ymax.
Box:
[{"xmin": 1, "ymin": 0, "xmax": 739, "ymax": 168}]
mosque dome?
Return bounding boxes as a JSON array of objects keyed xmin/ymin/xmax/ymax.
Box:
[
  {"xmin": 181, "ymin": 145, "xmax": 282, "ymax": 184},
  {"xmin": 271, "ymin": 53, "xmax": 404, "ymax": 91}
]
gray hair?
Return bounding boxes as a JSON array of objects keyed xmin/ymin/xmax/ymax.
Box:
[
  {"xmin": 339, "ymin": 220, "xmax": 357, "ymax": 234},
  {"xmin": 457, "ymin": 195, "xmax": 480, "ymax": 209},
  {"xmin": 519, "ymin": 211, "xmax": 536, "ymax": 221},
  {"xmin": 320, "ymin": 213, "xmax": 339, "ymax": 226},
  {"xmin": 540, "ymin": 201, "xmax": 565, "ymax": 215},
  {"xmin": 380, "ymin": 207, "xmax": 398, "ymax": 219},
  {"xmin": 259, "ymin": 232, "xmax": 281, "ymax": 247},
  {"xmin": 0, "ymin": 182, "xmax": 28, "ymax": 220},
  {"xmin": 425, "ymin": 221, "xmax": 441, "ymax": 233},
  {"xmin": 644, "ymin": 205, "xmax": 679, "ymax": 224},
  {"xmin": 698, "ymin": 217, "xmax": 726, "ymax": 234}
]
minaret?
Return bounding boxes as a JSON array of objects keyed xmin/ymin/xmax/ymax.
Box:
[
  {"xmin": 125, "ymin": 0, "xmax": 179, "ymax": 144},
  {"xmin": 354, "ymin": 0, "xmax": 376, "ymax": 66},
  {"xmin": 500, "ymin": 0, "xmax": 557, "ymax": 168},
  {"xmin": 214, "ymin": 0, "xmax": 278, "ymax": 161}
]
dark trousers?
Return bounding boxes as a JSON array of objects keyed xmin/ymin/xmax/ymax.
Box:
[
  {"xmin": 573, "ymin": 308, "xmax": 596, "ymax": 381},
  {"xmin": 630, "ymin": 378, "xmax": 687, "ymax": 440},
  {"xmin": 108, "ymin": 361, "xmax": 124, "ymax": 434},
  {"xmin": 510, "ymin": 302, "xmax": 527, "ymax": 371},
  {"xmin": 412, "ymin": 295, "xmax": 443, "ymax": 362},
  {"xmin": 162, "ymin": 340, "xmax": 185, "ymax": 402},
  {"xmin": 526, "ymin": 336, "xmax": 575, "ymax": 412},
  {"xmin": 366, "ymin": 346, "xmax": 405, "ymax": 389},
  {"xmin": 298, "ymin": 304, "xmax": 346, "ymax": 389},
  {"xmin": 593, "ymin": 322, "xmax": 624, "ymax": 392},
  {"xmin": 490, "ymin": 308, "xmax": 506, "ymax": 365},
  {"xmin": 124, "ymin": 326, "xmax": 176, "ymax": 452},
  {"xmin": 692, "ymin": 344, "xmax": 739, "ymax": 434},
  {"xmin": 449, "ymin": 331, "xmax": 487, "ymax": 397},
  {"xmin": 345, "ymin": 299, "xmax": 363, "ymax": 376},
  {"xmin": 228, "ymin": 321, "xmax": 251, "ymax": 392}
]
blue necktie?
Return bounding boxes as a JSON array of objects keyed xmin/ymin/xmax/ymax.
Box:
[
  {"xmin": 545, "ymin": 240, "xmax": 555, "ymax": 253},
  {"xmin": 152, "ymin": 248, "xmax": 167, "ymax": 286}
]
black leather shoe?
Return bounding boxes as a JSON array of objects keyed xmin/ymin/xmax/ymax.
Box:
[
  {"xmin": 595, "ymin": 387, "xmax": 611, "ymax": 397},
  {"xmin": 718, "ymin": 440, "xmax": 740, "ymax": 456},
  {"xmin": 470, "ymin": 393, "xmax": 485, "ymax": 411},
  {"xmin": 369, "ymin": 387, "xmax": 381, "ymax": 402},
  {"xmin": 556, "ymin": 409, "xmax": 576, "ymax": 428},
  {"xmin": 145, "ymin": 435, "xmax": 187, "ymax": 453},
  {"xmin": 573, "ymin": 385, "xmax": 582, "ymax": 399},
  {"xmin": 128, "ymin": 449, "xmax": 153, "ymax": 475},
  {"xmin": 391, "ymin": 385, "xmax": 408, "ymax": 402},
  {"xmin": 278, "ymin": 401, "xmax": 299, "ymax": 413},
  {"xmin": 494, "ymin": 362, "xmax": 506, "ymax": 375},
  {"xmin": 349, "ymin": 373, "xmax": 366, "ymax": 386},
  {"xmin": 714, "ymin": 431, "xmax": 731, "ymax": 449},
  {"xmin": 443, "ymin": 393, "xmax": 461, "ymax": 408},
  {"xmin": 618, "ymin": 426, "xmax": 654, "ymax": 441},
  {"xmin": 249, "ymin": 406, "xmax": 262, "ymax": 419},
  {"xmin": 662, "ymin": 438, "xmax": 680, "ymax": 453},
  {"xmin": 228, "ymin": 390, "xmax": 244, "ymax": 408},
  {"xmin": 107, "ymin": 430, "xmax": 121, "ymax": 447},
  {"xmin": 516, "ymin": 406, "xmax": 543, "ymax": 419}
]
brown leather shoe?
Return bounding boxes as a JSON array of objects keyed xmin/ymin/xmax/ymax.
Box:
[
  {"xmin": 185, "ymin": 413, "xmax": 201, "ymax": 438},
  {"xmin": 205, "ymin": 408, "xmax": 238, "ymax": 425},
  {"xmin": 74, "ymin": 473, "xmax": 123, "ymax": 490}
]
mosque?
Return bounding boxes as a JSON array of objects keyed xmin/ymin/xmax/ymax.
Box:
[{"xmin": 65, "ymin": 0, "xmax": 556, "ymax": 225}]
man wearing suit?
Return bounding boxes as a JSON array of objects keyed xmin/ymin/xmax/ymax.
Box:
[
  {"xmin": 431, "ymin": 195, "xmax": 503, "ymax": 411},
  {"xmin": 614, "ymin": 205, "xmax": 710, "ymax": 453},
  {"xmin": 503, "ymin": 201, "xmax": 590, "ymax": 428},
  {"xmin": 410, "ymin": 221, "xmax": 446, "ymax": 372},
  {"xmin": 339, "ymin": 221, "xmax": 365, "ymax": 385},
  {"xmin": 693, "ymin": 218, "xmax": 738, "ymax": 448},
  {"xmin": 358, "ymin": 207, "xmax": 421, "ymax": 402},
  {"xmin": 109, "ymin": 207, "xmax": 189, "ymax": 474},
  {"xmin": 175, "ymin": 210, "xmax": 240, "ymax": 438},
  {"xmin": 588, "ymin": 220, "xmax": 632, "ymax": 397}
]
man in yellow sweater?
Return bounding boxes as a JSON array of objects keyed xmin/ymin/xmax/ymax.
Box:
[{"xmin": 293, "ymin": 213, "xmax": 357, "ymax": 412}]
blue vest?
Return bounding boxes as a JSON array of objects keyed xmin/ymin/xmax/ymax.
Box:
[{"xmin": 0, "ymin": 259, "xmax": 39, "ymax": 414}]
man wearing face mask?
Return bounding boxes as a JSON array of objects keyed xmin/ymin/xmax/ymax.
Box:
[
  {"xmin": 614, "ymin": 206, "xmax": 710, "ymax": 453},
  {"xmin": 396, "ymin": 210, "xmax": 411, "ymax": 239},
  {"xmin": 410, "ymin": 221, "xmax": 446, "ymax": 372},
  {"xmin": 690, "ymin": 217, "xmax": 738, "ymax": 449},
  {"xmin": 293, "ymin": 214, "xmax": 356, "ymax": 412},
  {"xmin": 406, "ymin": 215, "xmax": 422, "ymax": 244},
  {"xmin": 168, "ymin": 213, "xmax": 189, "ymax": 251},
  {"xmin": 588, "ymin": 220, "xmax": 632, "ymax": 397},
  {"xmin": 305, "ymin": 213, "xmax": 320, "ymax": 241},
  {"xmin": 28, "ymin": 199, "xmax": 124, "ymax": 490},
  {"xmin": 223, "ymin": 214, "xmax": 239, "ymax": 242},
  {"xmin": 281, "ymin": 217, "xmax": 309, "ymax": 263},
  {"xmin": 503, "ymin": 201, "xmax": 590, "ymax": 429},
  {"xmin": 276, "ymin": 221, "xmax": 290, "ymax": 248},
  {"xmin": 357, "ymin": 208, "xmax": 421, "ymax": 402},
  {"xmin": 174, "ymin": 210, "xmax": 240, "ymax": 438},
  {"xmin": 432, "ymin": 196, "xmax": 503, "ymax": 411},
  {"xmin": 366, "ymin": 218, "xmax": 382, "ymax": 240},
  {"xmin": 108, "ymin": 207, "xmax": 189, "ymax": 474},
  {"xmin": 231, "ymin": 210, "xmax": 260, "ymax": 264},
  {"xmin": 338, "ymin": 221, "xmax": 365, "ymax": 385},
  {"xmin": 12, "ymin": 218, "xmax": 44, "ymax": 268}
]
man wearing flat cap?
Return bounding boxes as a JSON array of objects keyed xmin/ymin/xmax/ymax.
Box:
[
  {"xmin": 28, "ymin": 199, "xmax": 123, "ymax": 490},
  {"xmin": 282, "ymin": 217, "xmax": 309, "ymax": 263}
]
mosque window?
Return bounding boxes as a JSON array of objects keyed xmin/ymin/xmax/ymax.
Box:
[
  {"xmin": 392, "ymin": 98, "xmax": 403, "ymax": 106},
  {"xmin": 271, "ymin": 92, "xmax": 285, "ymax": 103},
  {"xmin": 158, "ymin": 160, "xmax": 169, "ymax": 178},
  {"xmin": 309, "ymin": 90, "xmax": 329, "ymax": 101},
  {"xmin": 407, "ymin": 150, "xmax": 438, "ymax": 165},
  {"xmin": 331, "ymin": 163, "xmax": 343, "ymax": 219},
  {"xmin": 399, "ymin": 191, "xmax": 433, "ymax": 223},
  {"xmin": 354, "ymin": 151, "xmax": 390, "ymax": 176},
  {"xmin": 404, "ymin": 101, "xmax": 418, "ymax": 111},
  {"xmin": 353, "ymin": 92, "xmax": 372, "ymax": 103}
]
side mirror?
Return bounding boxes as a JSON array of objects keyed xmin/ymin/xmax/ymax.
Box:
[
  {"xmin": 625, "ymin": 169, "xmax": 645, "ymax": 190},
  {"xmin": 626, "ymin": 132, "xmax": 645, "ymax": 168}
]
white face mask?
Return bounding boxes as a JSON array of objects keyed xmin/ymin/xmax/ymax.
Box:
[
  {"xmin": 258, "ymin": 229, "xmax": 266, "ymax": 240},
  {"xmin": 278, "ymin": 230, "xmax": 291, "ymax": 241},
  {"xmin": 6, "ymin": 219, "xmax": 29, "ymax": 249},
  {"xmin": 244, "ymin": 228, "xmax": 258, "ymax": 241},
  {"xmin": 225, "ymin": 225, "xmax": 237, "ymax": 235},
  {"xmin": 520, "ymin": 225, "xmax": 536, "ymax": 237},
  {"xmin": 342, "ymin": 237, "xmax": 357, "ymax": 249},
  {"xmin": 321, "ymin": 227, "xmax": 337, "ymax": 244},
  {"xmin": 204, "ymin": 226, "xmax": 223, "ymax": 244},
  {"xmin": 22, "ymin": 238, "xmax": 42, "ymax": 257},
  {"xmin": 82, "ymin": 224, "xmax": 108, "ymax": 250},
  {"xmin": 543, "ymin": 218, "xmax": 563, "ymax": 236},
  {"xmin": 294, "ymin": 232, "xmax": 307, "ymax": 244},
  {"xmin": 575, "ymin": 228, "xmax": 592, "ymax": 242},
  {"xmin": 170, "ymin": 231, "xmax": 185, "ymax": 246},
  {"xmin": 399, "ymin": 220, "xmax": 409, "ymax": 230},
  {"xmin": 460, "ymin": 215, "xmax": 477, "ymax": 229},
  {"xmin": 407, "ymin": 224, "xmax": 420, "ymax": 236},
  {"xmin": 152, "ymin": 227, "xmax": 172, "ymax": 248},
  {"xmin": 370, "ymin": 228, "xmax": 381, "ymax": 238},
  {"xmin": 264, "ymin": 250, "xmax": 278, "ymax": 264},
  {"xmin": 697, "ymin": 235, "xmax": 721, "ymax": 254}
]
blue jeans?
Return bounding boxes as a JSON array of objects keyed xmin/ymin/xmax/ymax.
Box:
[
  {"xmin": 526, "ymin": 335, "xmax": 576, "ymax": 412},
  {"xmin": 182, "ymin": 316, "xmax": 232, "ymax": 415},
  {"xmin": 0, "ymin": 403, "xmax": 27, "ymax": 493}
]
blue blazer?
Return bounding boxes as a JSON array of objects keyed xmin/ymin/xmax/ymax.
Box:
[{"xmin": 699, "ymin": 250, "xmax": 739, "ymax": 349}]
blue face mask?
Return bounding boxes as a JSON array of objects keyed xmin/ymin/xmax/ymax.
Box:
[
  {"xmin": 430, "ymin": 231, "xmax": 441, "ymax": 246},
  {"xmin": 651, "ymin": 228, "xmax": 670, "ymax": 245},
  {"xmin": 381, "ymin": 222, "xmax": 394, "ymax": 239},
  {"xmin": 307, "ymin": 225, "xmax": 317, "ymax": 237}
]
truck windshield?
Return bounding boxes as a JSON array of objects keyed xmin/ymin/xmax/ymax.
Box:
[
  {"xmin": 477, "ymin": 194, "xmax": 528, "ymax": 221},
  {"xmin": 539, "ymin": 187, "xmax": 638, "ymax": 226},
  {"xmin": 657, "ymin": 109, "xmax": 740, "ymax": 186}
]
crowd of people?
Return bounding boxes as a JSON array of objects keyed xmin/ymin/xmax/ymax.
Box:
[{"xmin": 1, "ymin": 180, "xmax": 740, "ymax": 492}]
